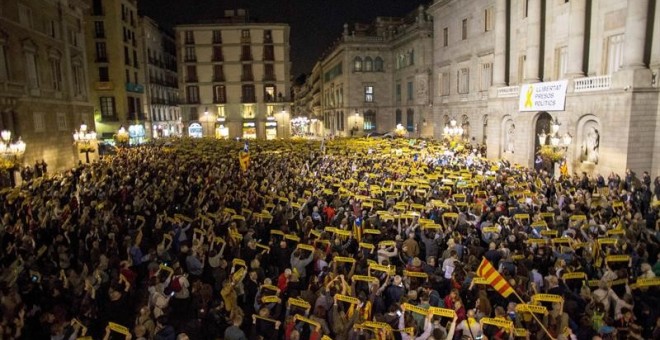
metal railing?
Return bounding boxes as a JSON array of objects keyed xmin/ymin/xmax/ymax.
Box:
[
  {"xmin": 574, "ymin": 75, "xmax": 611, "ymax": 92},
  {"xmin": 497, "ymin": 86, "xmax": 520, "ymax": 98}
]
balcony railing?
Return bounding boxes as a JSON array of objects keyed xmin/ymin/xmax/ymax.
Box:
[
  {"xmin": 241, "ymin": 74, "xmax": 254, "ymax": 82},
  {"xmin": 125, "ymin": 83, "xmax": 144, "ymax": 93},
  {"xmin": 574, "ymin": 75, "xmax": 611, "ymax": 92},
  {"xmin": 241, "ymin": 96, "xmax": 256, "ymax": 103},
  {"xmin": 497, "ymin": 86, "xmax": 520, "ymax": 98}
]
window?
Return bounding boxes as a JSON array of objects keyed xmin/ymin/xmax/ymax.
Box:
[
  {"xmin": 555, "ymin": 46, "xmax": 567, "ymax": 79},
  {"xmin": 124, "ymin": 46, "xmax": 130, "ymax": 65},
  {"xmin": 94, "ymin": 21, "xmax": 105, "ymax": 38},
  {"xmin": 241, "ymin": 29, "xmax": 250, "ymax": 38},
  {"xmin": 354, "ymin": 57, "xmax": 362, "ymax": 71},
  {"xmin": 92, "ymin": 0, "xmax": 103, "ymax": 15},
  {"xmin": 407, "ymin": 81, "xmax": 413, "ymax": 101},
  {"xmin": 395, "ymin": 83, "xmax": 401, "ymax": 103},
  {"xmin": 18, "ymin": 4, "xmax": 33, "ymax": 28},
  {"xmin": 68, "ymin": 28, "xmax": 79, "ymax": 47},
  {"xmin": 49, "ymin": 21, "xmax": 60, "ymax": 39},
  {"xmin": 264, "ymin": 64, "xmax": 275, "ymax": 81},
  {"xmin": 99, "ymin": 96, "xmax": 116, "ymax": 118},
  {"xmin": 606, "ymin": 34, "xmax": 624, "ymax": 74},
  {"xmin": 518, "ymin": 55, "xmax": 526, "ymax": 83},
  {"xmin": 485, "ymin": 7, "xmax": 494, "ymax": 32},
  {"xmin": 263, "ymin": 45, "xmax": 274, "ymax": 61},
  {"xmin": 25, "ymin": 52, "xmax": 39, "ymax": 88},
  {"xmin": 213, "ymin": 30, "xmax": 222, "ymax": 43},
  {"xmin": 186, "ymin": 86, "xmax": 199, "ymax": 103},
  {"xmin": 406, "ymin": 109, "xmax": 414, "ymax": 132},
  {"xmin": 242, "ymin": 64, "xmax": 253, "ymax": 81},
  {"xmin": 95, "ymin": 42, "xmax": 107, "ymax": 61},
  {"xmin": 523, "ymin": 0, "xmax": 529, "ymax": 18},
  {"xmin": 264, "ymin": 85, "xmax": 276, "ymax": 102},
  {"xmin": 186, "ymin": 65, "xmax": 197, "ymax": 82},
  {"xmin": 73, "ymin": 63, "xmax": 84, "ymax": 95},
  {"xmin": 443, "ymin": 27, "xmax": 448, "ymax": 47},
  {"xmin": 185, "ymin": 46, "xmax": 196, "ymax": 62},
  {"xmin": 185, "ymin": 31, "xmax": 194, "ymax": 44},
  {"xmin": 458, "ymin": 67, "xmax": 470, "ymax": 94},
  {"xmin": 242, "ymin": 104, "xmax": 255, "ymax": 118},
  {"xmin": 374, "ymin": 57, "xmax": 384, "ymax": 71},
  {"xmin": 395, "ymin": 110, "xmax": 402, "ymax": 125},
  {"xmin": 56, "ymin": 112, "xmax": 68, "ymax": 131},
  {"xmin": 50, "ymin": 58, "xmax": 62, "ymax": 91},
  {"xmin": 363, "ymin": 110, "xmax": 376, "ymax": 131},
  {"xmin": 212, "ymin": 46, "xmax": 223, "ymax": 61},
  {"xmin": 125, "ymin": 69, "xmax": 130, "ymax": 83},
  {"xmin": 364, "ymin": 86, "xmax": 374, "ymax": 102},
  {"xmin": 264, "ymin": 29, "xmax": 272, "ymax": 43},
  {"xmin": 364, "ymin": 57, "xmax": 373, "ymax": 72},
  {"xmin": 33, "ymin": 112, "xmax": 45, "ymax": 132},
  {"xmin": 0, "ymin": 45, "xmax": 8, "ymax": 81},
  {"xmin": 241, "ymin": 85, "xmax": 255, "ymax": 102},
  {"xmin": 462, "ymin": 19, "xmax": 468, "ymax": 40},
  {"xmin": 480, "ymin": 63, "xmax": 492, "ymax": 91},
  {"xmin": 133, "ymin": 50, "xmax": 139, "ymax": 68},
  {"xmin": 337, "ymin": 111, "xmax": 344, "ymax": 131},
  {"xmin": 99, "ymin": 67, "xmax": 109, "ymax": 81},
  {"xmin": 241, "ymin": 45, "xmax": 252, "ymax": 60},
  {"xmin": 440, "ymin": 72, "xmax": 450, "ymax": 96},
  {"xmin": 213, "ymin": 64, "xmax": 224, "ymax": 82},
  {"xmin": 213, "ymin": 85, "xmax": 226, "ymax": 103}
]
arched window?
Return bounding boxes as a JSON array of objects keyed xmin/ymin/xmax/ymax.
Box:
[
  {"xmin": 374, "ymin": 57, "xmax": 384, "ymax": 71},
  {"xmin": 364, "ymin": 57, "xmax": 373, "ymax": 72},
  {"xmin": 353, "ymin": 57, "xmax": 362, "ymax": 71}
]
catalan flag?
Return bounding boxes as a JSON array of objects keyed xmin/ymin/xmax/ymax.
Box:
[
  {"xmin": 477, "ymin": 258, "xmax": 515, "ymax": 298},
  {"xmin": 238, "ymin": 141, "xmax": 250, "ymax": 172}
]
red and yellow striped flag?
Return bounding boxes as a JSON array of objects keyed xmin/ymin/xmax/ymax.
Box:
[{"xmin": 477, "ymin": 258, "xmax": 515, "ymax": 298}]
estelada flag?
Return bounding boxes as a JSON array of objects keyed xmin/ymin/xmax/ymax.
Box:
[
  {"xmin": 477, "ymin": 257, "xmax": 515, "ymax": 298},
  {"xmin": 239, "ymin": 150, "xmax": 250, "ymax": 172}
]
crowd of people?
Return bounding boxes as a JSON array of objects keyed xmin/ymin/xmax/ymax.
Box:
[{"xmin": 0, "ymin": 137, "xmax": 659, "ymax": 340}]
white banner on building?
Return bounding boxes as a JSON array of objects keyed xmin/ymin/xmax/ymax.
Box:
[{"xmin": 518, "ymin": 80, "xmax": 568, "ymax": 112}]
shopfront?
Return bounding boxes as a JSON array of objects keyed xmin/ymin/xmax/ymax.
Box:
[
  {"xmin": 266, "ymin": 116, "xmax": 277, "ymax": 140},
  {"xmin": 188, "ymin": 122, "xmax": 203, "ymax": 138},
  {"xmin": 242, "ymin": 121, "xmax": 256, "ymax": 139}
]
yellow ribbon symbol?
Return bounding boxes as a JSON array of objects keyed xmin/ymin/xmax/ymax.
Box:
[{"xmin": 524, "ymin": 86, "xmax": 534, "ymax": 108}]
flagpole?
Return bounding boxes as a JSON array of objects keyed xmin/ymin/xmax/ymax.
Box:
[{"xmin": 510, "ymin": 289, "xmax": 556, "ymax": 340}]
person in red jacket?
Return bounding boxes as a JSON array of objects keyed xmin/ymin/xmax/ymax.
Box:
[
  {"xmin": 284, "ymin": 316, "xmax": 321, "ymax": 340},
  {"xmin": 277, "ymin": 268, "xmax": 292, "ymax": 292}
]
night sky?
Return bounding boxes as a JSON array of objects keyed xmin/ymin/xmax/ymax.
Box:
[{"xmin": 139, "ymin": 0, "xmax": 429, "ymax": 77}]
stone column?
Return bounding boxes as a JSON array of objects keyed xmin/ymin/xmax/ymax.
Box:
[
  {"xmin": 524, "ymin": 0, "xmax": 541, "ymax": 83},
  {"xmin": 493, "ymin": 0, "xmax": 507, "ymax": 86},
  {"xmin": 622, "ymin": 0, "xmax": 648, "ymax": 69},
  {"xmin": 566, "ymin": 0, "xmax": 586, "ymax": 77}
]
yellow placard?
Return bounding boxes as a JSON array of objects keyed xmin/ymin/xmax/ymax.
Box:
[
  {"xmin": 108, "ymin": 322, "xmax": 131, "ymax": 335},
  {"xmin": 334, "ymin": 256, "xmax": 356, "ymax": 263},
  {"xmin": 472, "ymin": 277, "xmax": 489, "ymax": 285},
  {"xmin": 636, "ymin": 277, "xmax": 660, "ymax": 287},
  {"xmin": 481, "ymin": 317, "xmax": 513, "ymax": 330},
  {"xmin": 540, "ymin": 230, "xmax": 558, "ymax": 236},
  {"xmin": 352, "ymin": 275, "xmax": 378, "ymax": 282},
  {"xmin": 531, "ymin": 220, "xmax": 548, "ymax": 228},
  {"xmin": 336, "ymin": 294, "xmax": 359, "ymax": 304},
  {"xmin": 270, "ymin": 230, "xmax": 285, "ymax": 236},
  {"xmin": 552, "ymin": 237, "xmax": 572, "ymax": 244},
  {"xmin": 403, "ymin": 303, "xmax": 428, "ymax": 316},
  {"xmin": 232, "ymin": 214, "xmax": 245, "ymax": 221},
  {"xmin": 369, "ymin": 263, "xmax": 395, "ymax": 275},
  {"xmin": 515, "ymin": 304, "xmax": 548, "ymax": 315},
  {"xmin": 288, "ymin": 298, "xmax": 311, "ymax": 310},
  {"xmin": 526, "ymin": 238, "xmax": 548, "ymax": 244},
  {"xmin": 532, "ymin": 294, "xmax": 564, "ymax": 304},
  {"xmin": 422, "ymin": 223, "xmax": 442, "ymax": 229},
  {"xmin": 256, "ymin": 243, "xmax": 270, "ymax": 252},
  {"xmin": 482, "ymin": 226, "xmax": 499, "ymax": 233},
  {"xmin": 363, "ymin": 229, "xmax": 381, "ymax": 235},
  {"xmin": 607, "ymin": 229, "xmax": 625, "ymax": 236},
  {"xmin": 570, "ymin": 215, "xmax": 586, "ymax": 221},
  {"xmin": 562, "ymin": 272, "xmax": 586, "ymax": 280},
  {"xmin": 605, "ymin": 255, "xmax": 630, "ymax": 263},
  {"xmin": 361, "ymin": 321, "xmax": 392, "ymax": 330},
  {"xmin": 285, "ymin": 234, "xmax": 301, "ymax": 242},
  {"xmin": 429, "ymin": 306, "xmax": 457, "ymax": 318},
  {"xmin": 514, "ymin": 328, "xmax": 529, "ymax": 337},
  {"xmin": 359, "ymin": 242, "xmax": 375, "ymax": 250},
  {"xmin": 378, "ymin": 240, "xmax": 396, "ymax": 247},
  {"xmin": 297, "ymin": 244, "xmax": 315, "ymax": 251},
  {"xmin": 262, "ymin": 295, "xmax": 281, "ymax": 304},
  {"xmin": 334, "ymin": 229, "xmax": 351, "ymax": 237},
  {"xmin": 403, "ymin": 270, "xmax": 428, "ymax": 279},
  {"xmin": 512, "ymin": 254, "xmax": 525, "ymax": 261},
  {"xmin": 232, "ymin": 258, "xmax": 247, "ymax": 267}
]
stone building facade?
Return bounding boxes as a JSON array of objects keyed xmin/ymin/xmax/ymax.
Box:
[
  {"xmin": 429, "ymin": 0, "xmax": 660, "ymax": 176},
  {"xmin": 175, "ymin": 10, "xmax": 291, "ymax": 140},
  {"xmin": 0, "ymin": 0, "xmax": 92, "ymax": 171}
]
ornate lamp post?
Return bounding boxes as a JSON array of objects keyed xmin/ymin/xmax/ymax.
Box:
[
  {"xmin": 73, "ymin": 122, "xmax": 97, "ymax": 164},
  {"xmin": 443, "ymin": 118, "xmax": 464, "ymax": 139},
  {"xmin": 0, "ymin": 130, "xmax": 26, "ymax": 187}
]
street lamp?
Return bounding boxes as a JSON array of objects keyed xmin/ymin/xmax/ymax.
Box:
[
  {"xmin": 73, "ymin": 122, "xmax": 97, "ymax": 164},
  {"xmin": 443, "ymin": 119, "xmax": 464, "ymax": 138},
  {"xmin": 0, "ymin": 130, "xmax": 26, "ymax": 187}
]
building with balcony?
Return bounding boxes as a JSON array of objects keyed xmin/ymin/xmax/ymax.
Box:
[
  {"xmin": 140, "ymin": 16, "xmax": 181, "ymax": 138},
  {"xmin": 0, "ymin": 0, "xmax": 92, "ymax": 171},
  {"xmin": 308, "ymin": 5, "xmax": 434, "ymax": 138},
  {"xmin": 85, "ymin": 0, "xmax": 147, "ymax": 141},
  {"xmin": 174, "ymin": 9, "xmax": 291, "ymax": 139},
  {"xmin": 429, "ymin": 0, "xmax": 660, "ymax": 176}
]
